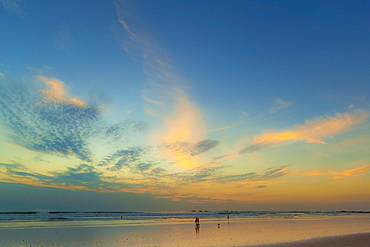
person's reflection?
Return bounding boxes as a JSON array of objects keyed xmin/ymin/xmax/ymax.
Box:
[
  {"xmin": 195, "ymin": 224, "xmax": 200, "ymax": 235},
  {"xmin": 195, "ymin": 216, "xmax": 200, "ymax": 236}
]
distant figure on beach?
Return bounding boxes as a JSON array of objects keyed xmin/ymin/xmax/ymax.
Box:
[
  {"xmin": 195, "ymin": 216, "xmax": 200, "ymax": 234},
  {"xmin": 217, "ymin": 223, "xmax": 220, "ymax": 228},
  {"xmin": 227, "ymin": 214, "xmax": 230, "ymax": 224},
  {"xmin": 195, "ymin": 217, "xmax": 200, "ymax": 227},
  {"xmin": 195, "ymin": 216, "xmax": 200, "ymax": 226}
]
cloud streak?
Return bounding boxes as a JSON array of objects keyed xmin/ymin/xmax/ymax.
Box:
[
  {"xmin": 172, "ymin": 165, "xmax": 288, "ymax": 184},
  {"xmin": 216, "ymin": 166, "xmax": 288, "ymax": 183},
  {"xmin": 270, "ymin": 98, "xmax": 293, "ymax": 114},
  {"xmin": 330, "ymin": 164, "xmax": 370, "ymax": 180},
  {"xmin": 155, "ymin": 139, "xmax": 219, "ymax": 169},
  {"xmin": 98, "ymin": 147, "xmax": 149, "ymax": 172},
  {"xmin": 159, "ymin": 139, "xmax": 219, "ymax": 157},
  {"xmin": 241, "ymin": 111, "xmax": 369, "ymax": 154},
  {"xmin": 115, "ymin": 1, "xmax": 207, "ymax": 146},
  {"xmin": 2, "ymin": 162, "xmax": 128, "ymax": 191},
  {"xmin": 294, "ymin": 164, "xmax": 370, "ymax": 181}
]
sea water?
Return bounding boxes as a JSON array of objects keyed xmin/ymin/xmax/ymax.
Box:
[{"xmin": 0, "ymin": 210, "xmax": 368, "ymax": 223}]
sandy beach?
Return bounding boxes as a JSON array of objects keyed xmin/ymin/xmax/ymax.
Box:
[
  {"xmin": 260, "ymin": 233, "xmax": 370, "ymax": 247},
  {"xmin": 0, "ymin": 215, "xmax": 369, "ymax": 246}
]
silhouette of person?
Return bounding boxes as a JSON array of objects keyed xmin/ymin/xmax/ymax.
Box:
[
  {"xmin": 195, "ymin": 216, "xmax": 200, "ymax": 235},
  {"xmin": 195, "ymin": 216, "xmax": 200, "ymax": 225}
]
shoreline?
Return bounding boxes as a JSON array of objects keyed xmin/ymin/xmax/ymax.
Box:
[{"xmin": 1, "ymin": 213, "xmax": 368, "ymax": 229}]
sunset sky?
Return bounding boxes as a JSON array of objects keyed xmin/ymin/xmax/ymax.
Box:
[{"xmin": 1, "ymin": 0, "xmax": 369, "ymax": 211}]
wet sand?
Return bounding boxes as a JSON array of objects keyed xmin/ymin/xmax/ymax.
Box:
[
  {"xmin": 258, "ymin": 233, "xmax": 370, "ymax": 247},
  {"xmin": 0, "ymin": 215, "xmax": 369, "ymax": 246}
]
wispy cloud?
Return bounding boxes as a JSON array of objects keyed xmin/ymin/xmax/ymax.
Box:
[
  {"xmin": 216, "ymin": 166, "xmax": 288, "ymax": 183},
  {"xmin": 98, "ymin": 147, "xmax": 149, "ymax": 172},
  {"xmin": 293, "ymin": 164, "xmax": 370, "ymax": 180},
  {"xmin": 255, "ymin": 185, "xmax": 267, "ymax": 189},
  {"xmin": 159, "ymin": 139, "xmax": 219, "ymax": 158},
  {"xmin": 208, "ymin": 120, "xmax": 244, "ymax": 133},
  {"xmin": 144, "ymin": 164, "xmax": 289, "ymax": 204},
  {"xmin": 115, "ymin": 1, "xmax": 214, "ymax": 171},
  {"xmin": 241, "ymin": 111, "xmax": 369, "ymax": 153},
  {"xmin": 0, "ymin": 77, "xmax": 146, "ymax": 162},
  {"xmin": 239, "ymin": 142, "xmax": 274, "ymax": 154},
  {"xmin": 172, "ymin": 165, "xmax": 288, "ymax": 184},
  {"xmin": 270, "ymin": 98, "xmax": 293, "ymax": 114},
  {"xmin": 115, "ymin": 1, "xmax": 206, "ymax": 146},
  {"xmin": 155, "ymin": 139, "xmax": 219, "ymax": 169},
  {"xmin": 330, "ymin": 164, "xmax": 370, "ymax": 179},
  {"xmin": 0, "ymin": 162, "xmax": 26, "ymax": 171},
  {"xmin": 172, "ymin": 196, "xmax": 237, "ymax": 205},
  {"xmin": 172, "ymin": 165, "xmax": 224, "ymax": 183},
  {"xmin": 49, "ymin": 164, "xmax": 126, "ymax": 191},
  {"xmin": 293, "ymin": 169, "xmax": 323, "ymax": 177},
  {"xmin": 2, "ymin": 162, "xmax": 128, "ymax": 191},
  {"xmin": 1, "ymin": 0, "xmax": 26, "ymax": 18}
]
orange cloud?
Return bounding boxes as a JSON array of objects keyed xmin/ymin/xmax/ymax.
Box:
[
  {"xmin": 38, "ymin": 76, "xmax": 86, "ymax": 107},
  {"xmin": 292, "ymin": 169, "xmax": 324, "ymax": 177},
  {"xmin": 330, "ymin": 164, "xmax": 370, "ymax": 179},
  {"xmin": 253, "ymin": 111, "xmax": 369, "ymax": 145},
  {"xmin": 293, "ymin": 164, "xmax": 370, "ymax": 180}
]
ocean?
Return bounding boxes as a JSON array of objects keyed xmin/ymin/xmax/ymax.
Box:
[{"xmin": 0, "ymin": 210, "xmax": 368, "ymax": 223}]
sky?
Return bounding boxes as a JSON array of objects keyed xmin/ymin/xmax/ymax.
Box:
[{"xmin": 0, "ymin": 0, "xmax": 369, "ymax": 212}]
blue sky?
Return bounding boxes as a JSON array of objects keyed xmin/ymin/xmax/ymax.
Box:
[{"xmin": 0, "ymin": 0, "xmax": 369, "ymax": 211}]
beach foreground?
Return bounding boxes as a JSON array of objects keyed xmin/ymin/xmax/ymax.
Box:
[
  {"xmin": 0, "ymin": 215, "xmax": 369, "ymax": 246},
  {"xmin": 260, "ymin": 233, "xmax": 370, "ymax": 247}
]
